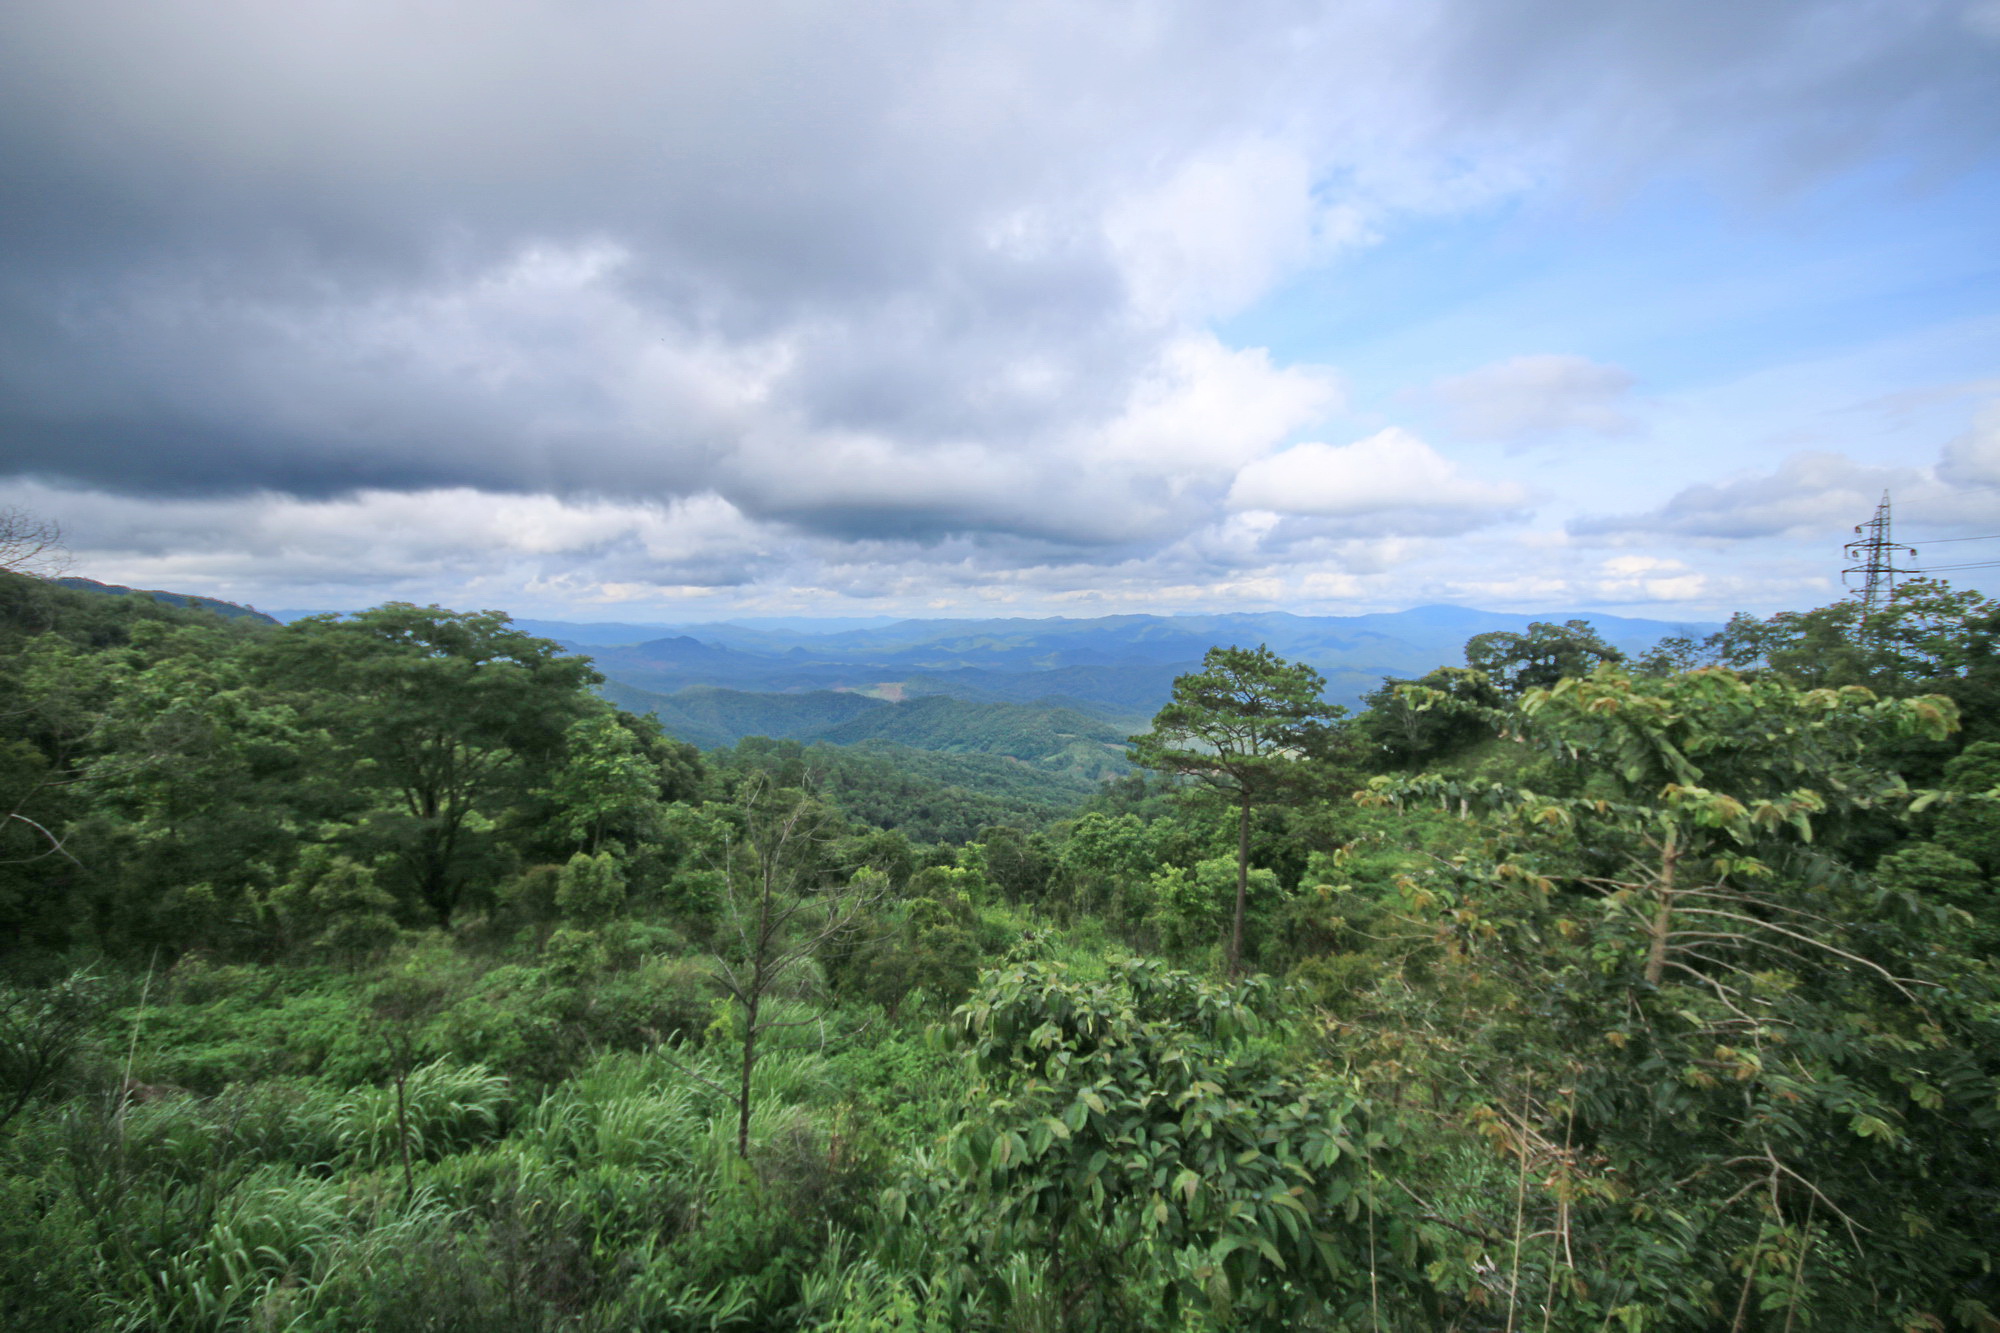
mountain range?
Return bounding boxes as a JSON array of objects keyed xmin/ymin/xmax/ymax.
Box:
[
  {"xmin": 197, "ymin": 595, "xmax": 1721, "ymax": 769},
  {"xmin": 533, "ymin": 605, "xmax": 1716, "ymax": 762},
  {"xmin": 110, "ymin": 593, "xmax": 1720, "ymax": 768}
]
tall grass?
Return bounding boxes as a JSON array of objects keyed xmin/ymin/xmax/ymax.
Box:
[
  {"xmin": 12, "ymin": 968, "xmax": 931, "ymax": 1333},
  {"xmin": 330, "ymin": 1060, "xmax": 510, "ymax": 1169}
]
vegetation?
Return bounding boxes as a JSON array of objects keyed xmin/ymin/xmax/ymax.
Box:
[
  {"xmin": 603, "ymin": 682, "xmax": 1133, "ymax": 786},
  {"xmin": 1128, "ymin": 645, "xmax": 1349, "ymax": 972},
  {"xmin": 2, "ymin": 564, "xmax": 1996, "ymax": 1330}
]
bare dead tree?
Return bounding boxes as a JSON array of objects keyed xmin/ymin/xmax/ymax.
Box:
[{"xmin": 0, "ymin": 506, "xmax": 68, "ymax": 578}]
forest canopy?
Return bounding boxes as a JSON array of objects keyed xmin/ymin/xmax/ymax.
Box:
[{"xmin": 1, "ymin": 569, "xmax": 1996, "ymax": 1331}]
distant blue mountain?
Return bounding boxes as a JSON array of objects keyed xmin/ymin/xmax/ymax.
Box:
[{"xmin": 573, "ymin": 605, "xmax": 1716, "ymax": 745}]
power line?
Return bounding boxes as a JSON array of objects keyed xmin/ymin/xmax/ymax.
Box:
[
  {"xmin": 1909, "ymin": 533, "xmax": 2000, "ymax": 544},
  {"xmin": 1911, "ymin": 559, "xmax": 2000, "ymax": 573}
]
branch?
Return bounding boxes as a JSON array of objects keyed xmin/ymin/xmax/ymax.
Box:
[
  {"xmin": 3, "ymin": 813, "xmax": 82, "ymax": 868},
  {"xmin": 1391, "ymin": 1179, "xmax": 1509, "ymax": 1246},
  {"xmin": 1671, "ymin": 909, "xmax": 1931, "ymax": 1000},
  {"xmin": 653, "ymin": 1041, "xmax": 733, "ymax": 1100}
]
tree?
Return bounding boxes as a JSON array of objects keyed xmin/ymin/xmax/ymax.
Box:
[
  {"xmin": 699, "ymin": 778, "xmax": 888, "ymax": 1158},
  {"xmin": 268, "ymin": 848, "xmax": 398, "ymax": 958},
  {"xmin": 76, "ymin": 621, "xmax": 318, "ymax": 953},
  {"xmin": 554, "ymin": 849, "xmax": 627, "ymax": 924},
  {"xmin": 973, "ymin": 824, "xmax": 1053, "ymax": 903},
  {"xmin": 1054, "ymin": 810, "xmax": 1154, "ymax": 919},
  {"xmin": 537, "ymin": 709, "xmax": 669, "ymax": 856},
  {"xmin": 260, "ymin": 605, "xmax": 600, "ymax": 925},
  {"xmin": 1128, "ymin": 645, "xmax": 1343, "ymax": 973},
  {"xmin": 1464, "ymin": 618, "xmax": 1625, "ymax": 695},
  {"xmin": 1356, "ymin": 664, "xmax": 1505, "ymax": 768},
  {"xmin": 1361, "ymin": 666, "xmax": 1990, "ymax": 1323},
  {"xmin": 1636, "ymin": 579, "xmax": 1999, "ymax": 702},
  {"xmin": 0, "ymin": 507, "xmax": 66, "ymax": 577}
]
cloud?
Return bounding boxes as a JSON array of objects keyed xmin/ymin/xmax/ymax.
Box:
[
  {"xmin": 1938, "ymin": 403, "xmax": 2000, "ymax": 488},
  {"xmin": 1226, "ymin": 428, "xmax": 1528, "ymax": 530},
  {"xmin": 720, "ymin": 334, "xmax": 1341, "ymax": 544},
  {"xmin": 2, "ymin": 2, "xmax": 1997, "ymax": 616},
  {"xmin": 1573, "ymin": 452, "xmax": 1905, "ymax": 540},
  {"xmin": 1572, "ymin": 433, "xmax": 2000, "ymax": 543},
  {"xmin": 3, "ymin": 4, "xmax": 1994, "ymax": 515},
  {"xmin": 1431, "ymin": 354, "xmax": 1637, "ymax": 441}
]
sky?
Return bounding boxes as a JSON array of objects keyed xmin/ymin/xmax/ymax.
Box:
[{"xmin": 2, "ymin": 0, "xmax": 1997, "ymax": 623}]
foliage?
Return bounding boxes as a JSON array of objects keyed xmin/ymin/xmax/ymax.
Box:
[
  {"xmin": 1640, "ymin": 580, "xmax": 2000, "ymax": 761},
  {"xmin": 259, "ymin": 603, "xmax": 603, "ymax": 925},
  {"xmin": 702, "ymin": 778, "xmax": 891, "ymax": 1158},
  {"xmin": 1355, "ymin": 664, "xmax": 1504, "ymax": 769},
  {"xmin": 0, "ymin": 969, "xmax": 100, "ymax": 1132},
  {"xmin": 1359, "ymin": 664, "xmax": 1998, "ymax": 1327},
  {"xmin": 1463, "ymin": 617, "xmax": 1626, "ymax": 694},
  {"xmin": 269, "ymin": 849, "xmax": 400, "ymax": 958},
  {"xmin": 2, "ymin": 570, "xmax": 1997, "ymax": 1330},
  {"xmin": 1129, "ymin": 644, "xmax": 1346, "ymax": 972},
  {"xmin": 717, "ymin": 736, "xmax": 1097, "ymax": 841},
  {"xmin": 554, "ymin": 849, "xmax": 627, "ymax": 924},
  {"xmin": 934, "ymin": 959, "xmax": 1392, "ymax": 1328}
]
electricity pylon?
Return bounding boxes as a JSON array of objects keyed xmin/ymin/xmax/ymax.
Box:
[{"xmin": 1841, "ymin": 491, "xmax": 1916, "ymax": 629}]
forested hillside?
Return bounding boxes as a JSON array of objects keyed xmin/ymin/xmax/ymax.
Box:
[
  {"xmin": 54, "ymin": 577, "xmax": 282, "ymax": 626},
  {"xmin": 597, "ymin": 679, "xmax": 1134, "ymax": 787},
  {"xmin": 3, "ymin": 570, "xmax": 1996, "ymax": 1331}
]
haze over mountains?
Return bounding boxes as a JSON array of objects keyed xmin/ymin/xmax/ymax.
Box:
[
  {"xmin": 89, "ymin": 581, "xmax": 1714, "ymax": 770},
  {"xmin": 508, "ymin": 605, "xmax": 1716, "ymax": 762}
]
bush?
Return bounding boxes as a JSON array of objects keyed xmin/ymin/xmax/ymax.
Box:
[
  {"xmin": 0, "ymin": 1161, "xmax": 96, "ymax": 1332},
  {"xmin": 430, "ymin": 966, "xmax": 575, "ymax": 1085},
  {"xmin": 573, "ymin": 956, "xmax": 711, "ymax": 1053}
]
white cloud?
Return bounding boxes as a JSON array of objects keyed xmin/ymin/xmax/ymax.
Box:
[
  {"xmin": 1937, "ymin": 403, "xmax": 2000, "ymax": 488},
  {"xmin": 1081, "ymin": 338, "xmax": 1341, "ymax": 477},
  {"xmin": 1572, "ymin": 424, "xmax": 2000, "ymax": 543},
  {"xmin": 1226, "ymin": 428, "xmax": 1528, "ymax": 523},
  {"xmin": 1431, "ymin": 354, "xmax": 1637, "ymax": 441},
  {"xmin": 1105, "ymin": 139, "xmax": 1332, "ymax": 322},
  {"xmin": 716, "ymin": 332, "xmax": 1340, "ymax": 544}
]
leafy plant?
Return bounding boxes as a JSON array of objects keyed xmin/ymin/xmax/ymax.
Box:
[{"xmin": 934, "ymin": 958, "xmax": 1393, "ymax": 1328}]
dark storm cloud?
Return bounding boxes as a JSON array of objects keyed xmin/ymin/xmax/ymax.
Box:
[{"xmin": 1, "ymin": 0, "xmax": 1996, "ymax": 548}]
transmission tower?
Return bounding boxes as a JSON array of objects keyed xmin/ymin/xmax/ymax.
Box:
[{"xmin": 1841, "ymin": 490, "xmax": 1916, "ymax": 625}]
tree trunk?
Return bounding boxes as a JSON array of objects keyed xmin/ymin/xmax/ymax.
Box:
[
  {"xmin": 394, "ymin": 1064, "xmax": 414, "ymax": 1202},
  {"xmin": 1229, "ymin": 800, "xmax": 1252, "ymax": 974},
  {"xmin": 735, "ymin": 992, "xmax": 759, "ymax": 1159},
  {"xmin": 1643, "ymin": 833, "xmax": 1679, "ymax": 986}
]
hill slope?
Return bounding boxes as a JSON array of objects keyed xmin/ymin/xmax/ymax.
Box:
[
  {"xmin": 600, "ymin": 680, "xmax": 1134, "ymax": 785},
  {"xmin": 55, "ymin": 577, "xmax": 281, "ymax": 625}
]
